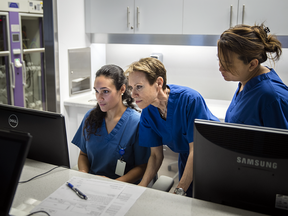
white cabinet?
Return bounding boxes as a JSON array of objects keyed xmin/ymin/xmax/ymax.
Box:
[
  {"xmin": 238, "ymin": 0, "xmax": 288, "ymax": 35},
  {"xmin": 134, "ymin": 0, "xmax": 183, "ymax": 34},
  {"xmin": 85, "ymin": 0, "xmax": 134, "ymax": 34},
  {"xmin": 85, "ymin": 0, "xmax": 288, "ymax": 36},
  {"xmin": 85, "ymin": 0, "xmax": 183, "ymax": 34},
  {"xmin": 183, "ymin": 0, "xmax": 238, "ymax": 35}
]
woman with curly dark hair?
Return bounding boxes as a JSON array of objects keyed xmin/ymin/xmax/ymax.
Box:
[{"xmin": 72, "ymin": 64, "xmax": 150, "ymax": 183}]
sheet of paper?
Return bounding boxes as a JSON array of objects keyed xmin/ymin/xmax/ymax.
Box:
[{"xmin": 30, "ymin": 176, "xmax": 146, "ymax": 216}]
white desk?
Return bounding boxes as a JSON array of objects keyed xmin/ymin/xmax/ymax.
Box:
[{"xmin": 11, "ymin": 159, "xmax": 267, "ymax": 216}]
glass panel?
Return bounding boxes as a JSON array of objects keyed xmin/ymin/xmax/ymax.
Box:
[
  {"xmin": 24, "ymin": 52, "xmax": 45, "ymax": 110},
  {"xmin": 0, "ymin": 16, "xmax": 8, "ymax": 51},
  {"xmin": 21, "ymin": 16, "xmax": 45, "ymax": 110},
  {"xmin": 0, "ymin": 56, "xmax": 10, "ymax": 105},
  {"xmin": 21, "ymin": 16, "xmax": 43, "ymax": 50},
  {"xmin": 0, "ymin": 15, "xmax": 10, "ymax": 105}
]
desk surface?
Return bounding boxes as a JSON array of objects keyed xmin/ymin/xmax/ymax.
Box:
[{"xmin": 11, "ymin": 159, "xmax": 266, "ymax": 216}]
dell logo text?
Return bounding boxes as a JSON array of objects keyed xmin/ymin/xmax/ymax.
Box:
[{"xmin": 8, "ymin": 114, "xmax": 18, "ymax": 128}]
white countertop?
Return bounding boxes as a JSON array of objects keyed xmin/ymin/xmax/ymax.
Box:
[
  {"xmin": 11, "ymin": 159, "xmax": 266, "ymax": 216},
  {"xmin": 64, "ymin": 94, "xmax": 230, "ymax": 120},
  {"xmin": 64, "ymin": 93, "xmax": 97, "ymax": 109}
]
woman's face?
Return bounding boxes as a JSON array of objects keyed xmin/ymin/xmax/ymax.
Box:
[
  {"xmin": 94, "ymin": 75, "xmax": 124, "ymax": 112},
  {"xmin": 128, "ymin": 71, "xmax": 159, "ymax": 109},
  {"xmin": 218, "ymin": 52, "xmax": 252, "ymax": 83}
]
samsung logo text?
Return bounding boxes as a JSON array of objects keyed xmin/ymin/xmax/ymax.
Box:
[{"xmin": 237, "ymin": 157, "xmax": 277, "ymax": 169}]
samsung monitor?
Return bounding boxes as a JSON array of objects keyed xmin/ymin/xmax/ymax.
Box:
[
  {"xmin": 0, "ymin": 104, "xmax": 70, "ymax": 167},
  {"xmin": 0, "ymin": 129, "xmax": 32, "ymax": 216},
  {"xmin": 193, "ymin": 119, "xmax": 288, "ymax": 215}
]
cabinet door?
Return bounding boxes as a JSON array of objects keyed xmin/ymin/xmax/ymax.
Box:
[
  {"xmin": 238, "ymin": 0, "xmax": 288, "ymax": 35},
  {"xmin": 134, "ymin": 0, "xmax": 183, "ymax": 34},
  {"xmin": 183, "ymin": 0, "xmax": 238, "ymax": 35},
  {"xmin": 85, "ymin": 0, "xmax": 134, "ymax": 34}
]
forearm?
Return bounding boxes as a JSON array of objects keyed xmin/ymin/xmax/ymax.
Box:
[
  {"xmin": 177, "ymin": 142, "xmax": 194, "ymax": 192},
  {"xmin": 78, "ymin": 152, "xmax": 90, "ymax": 173},
  {"xmin": 139, "ymin": 150, "xmax": 164, "ymax": 187},
  {"xmin": 116, "ymin": 164, "xmax": 147, "ymax": 183}
]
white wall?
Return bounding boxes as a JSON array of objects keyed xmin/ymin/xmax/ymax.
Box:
[
  {"xmin": 57, "ymin": 0, "xmax": 90, "ymax": 167},
  {"xmin": 106, "ymin": 44, "xmax": 288, "ymax": 101},
  {"xmin": 57, "ymin": 0, "xmax": 90, "ymax": 110}
]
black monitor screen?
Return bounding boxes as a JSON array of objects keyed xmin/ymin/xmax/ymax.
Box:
[
  {"xmin": 0, "ymin": 104, "xmax": 70, "ymax": 167},
  {"xmin": 0, "ymin": 130, "xmax": 32, "ymax": 216},
  {"xmin": 193, "ymin": 119, "xmax": 288, "ymax": 215}
]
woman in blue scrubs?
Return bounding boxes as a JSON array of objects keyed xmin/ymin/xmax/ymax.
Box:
[
  {"xmin": 218, "ymin": 24, "xmax": 288, "ymax": 129},
  {"xmin": 72, "ymin": 65, "xmax": 150, "ymax": 183},
  {"xmin": 126, "ymin": 57, "xmax": 219, "ymax": 197}
]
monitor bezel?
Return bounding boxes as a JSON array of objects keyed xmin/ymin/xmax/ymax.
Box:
[
  {"xmin": 0, "ymin": 104, "xmax": 70, "ymax": 167},
  {"xmin": 0, "ymin": 129, "xmax": 32, "ymax": 216},
  {"xmin": 193, "ymin": 119, "xmax": 288, "ymax": 215}
]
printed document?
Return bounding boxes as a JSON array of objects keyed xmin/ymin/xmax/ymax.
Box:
[{"xmin": 30, "ymin": 176, "xmax": 146, "ymax": 216}]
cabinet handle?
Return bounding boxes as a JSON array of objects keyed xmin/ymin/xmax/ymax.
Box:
[
  {"xmin": 242, "ymin": 4, "xmax": 245, "ymax": 24},
  {"xmin": 23, "ymin": 48, "xmax": 45, "ymax": 54},
  {"xmin": 137, "ymin": 7, "xmax": 140, "ymax": 28},
  {"xmin": 229, "ymin": 5, "xmax": 233, "ymax": 28},
  {"xmin": 10, "ymin": 62, "xmax": 15, "ymax": 89},
  {"xmin": 9, "ymin": 62, "xmax": 15, "ymax": 105},
  {"xmin": 22, "ymin": 60, "xmax": 27, "ymax": 86},
  {"xmin": 127, "ymin": 7, "xmax": 130, "ymax": 28}
]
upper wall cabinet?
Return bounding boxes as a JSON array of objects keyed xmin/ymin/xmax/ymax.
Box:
[
  {"xmin": 133, "ymin": 0, "xmax": 183, "ymax": 34},
  {"xmin": 238, "ymin": 0, "xmax": 288, "ymax": 35},
  {"xmin": 85, "ymin": 0, "xmax": 288, "ymax": 36},
  {"xmin": 183, "ymin": 0, "xmax": 238, "ymax": 35},
  {"xmin": 85, "ymin": 0, "xmax": 135, "ymax": 34},
  {"xmin": 85, "ymin": 0, "xmax": 183, "ymax": 34}
]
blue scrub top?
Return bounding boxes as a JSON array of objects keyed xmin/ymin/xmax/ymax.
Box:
[
  {"xmin": 72, "ymin": 107, "xmax": 150, "ymax": 180},
  {"xmin": 225, "ymin": 68, "xmax": 288, "ymax": 129},
  {"xmin": 139, "ymin": 84, "xmax": 219, "ymax": 196}
]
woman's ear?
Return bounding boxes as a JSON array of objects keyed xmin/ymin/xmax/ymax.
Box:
[
  {"xmin": 156, "ymin": 77, "xmax": 164, "ymax": 89},
  {"xmin": 120, "ymin": 84, "xmax": 126, "ymax": 95},
  {"xmin": 249, "ymin": 59, "xmax": 259, "ymax": 71}
]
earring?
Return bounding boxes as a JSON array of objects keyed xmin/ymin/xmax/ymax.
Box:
[{"xmin": 121, "ymin": 93, "xmax": 124, "ymax": 96}]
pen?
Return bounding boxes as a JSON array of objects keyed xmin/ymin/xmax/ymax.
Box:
[{"xmin": 66, "ymin": 182, "xmax": 88, "ymax": 200}]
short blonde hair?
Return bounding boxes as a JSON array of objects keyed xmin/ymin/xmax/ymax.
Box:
[{"xmin": 125, "ymin": 57, "xmax": 167, "ymax": 90}]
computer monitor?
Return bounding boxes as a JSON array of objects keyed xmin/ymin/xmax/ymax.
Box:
[
  {"xmin": 0, "ymin": 129, "xmax": 32, "ymax": 216},
  {"xmin": 0, "ymin": 104, "xmax": 70, "ymax": 167},
  {"xmin": 193, "ymin": 119, "xmax": 288, "ymax": 215}
]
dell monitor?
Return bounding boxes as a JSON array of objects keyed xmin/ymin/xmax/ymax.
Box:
[
  {"xmin": 0, "ymin": 129, "xmax": 32, "ymax": 216},
  {"xmin": 193, "ymin": 119, "xmax": 288, "ymax": 215},
  {"xmin": 0, "ymin": 104, "xmax": 70, "ymax": 167}
]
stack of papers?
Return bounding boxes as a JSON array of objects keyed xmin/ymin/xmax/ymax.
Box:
[{"xmin": 30, "ymin": 176, "xmax": 146, "ymax": 216}]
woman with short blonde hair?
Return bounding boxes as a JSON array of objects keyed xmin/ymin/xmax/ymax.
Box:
[{"xmin": 126, "ymin": 57, "xmax": 219, "ymax": 197}]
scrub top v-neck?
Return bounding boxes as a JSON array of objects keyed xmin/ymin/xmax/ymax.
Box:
[
  {"xmin": 72, "ymin": 107, "xmax": 150, "ymax": 179},
  {"xmin": 139, "ymin": 84, "xmax": 219, "ymax": 197},
  {"xmin": 139, "ymin": 84, "xmax": 219, "ymax": 153},
  {"xmin": 225, "ymin": 68, "xmax": 288, "ymax": 129}
]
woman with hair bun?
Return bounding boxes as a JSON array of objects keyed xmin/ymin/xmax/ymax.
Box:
[
  {"xmin": 72, "ymin": 64, "xmax": 150, "ymax": 183},
  {"xmin": 218, "ymin": 23, "xmax": 288, "ymax": 129}
]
